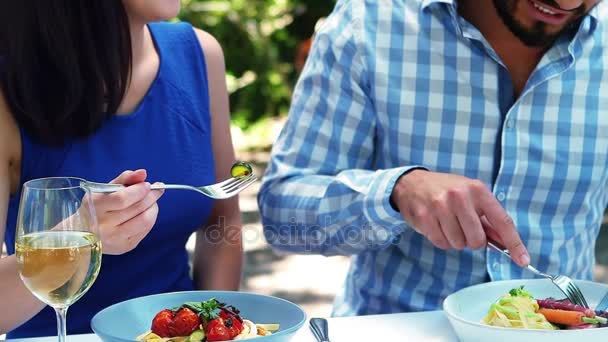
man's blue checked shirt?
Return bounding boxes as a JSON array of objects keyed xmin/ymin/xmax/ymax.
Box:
[{"xmin": 258, "ymin": 0, "xmax": 608, "ymax": 316}]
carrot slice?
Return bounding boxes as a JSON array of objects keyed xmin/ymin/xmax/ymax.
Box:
[{"xmin": 537, "ymin": 308, "xmax": 584, "ymax": 326}]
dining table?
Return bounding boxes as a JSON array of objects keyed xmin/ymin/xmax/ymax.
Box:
[{"xmin": 3, "ymin": 310, "xmax": 459, "ymax": 341}]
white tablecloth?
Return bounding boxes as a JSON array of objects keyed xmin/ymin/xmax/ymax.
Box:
[{"xmin": 5, "ymin": 310, "xmax": 459, "ymax": 341}]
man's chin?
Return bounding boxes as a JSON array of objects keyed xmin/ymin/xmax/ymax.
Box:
[
  {"xmin": 516, "ymin": 31, "xmax": 559, "ymax": 47},
  {"xmin": 492, "ymin": 0, "xmax": 580, "ymax": 47}
]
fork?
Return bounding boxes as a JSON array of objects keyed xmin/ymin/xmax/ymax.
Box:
[
  {"xmin": 81, "ymin": 174, "xmax": 257, "ymax": 199},
  {"xmin": 487, "ymin": 239, "xmax": 589, "ymax": 309}
]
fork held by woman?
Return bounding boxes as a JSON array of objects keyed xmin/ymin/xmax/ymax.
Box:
[{"xmin": 83, "ymin": 174, "xmax": 257, "ymax": 200}]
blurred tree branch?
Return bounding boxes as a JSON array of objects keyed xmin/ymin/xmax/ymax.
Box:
[{"xmin": 178, "ymin": 0, "xmax": 335, "ymax": 129}]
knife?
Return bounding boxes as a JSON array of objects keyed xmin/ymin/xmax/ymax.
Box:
[
  {"xmin": 597, "ymin": 290, "xmax": 608, "ymax": 312},
  {"xmin": 310, "ymin": 317, "xmax": 331, "ymax": 342}
]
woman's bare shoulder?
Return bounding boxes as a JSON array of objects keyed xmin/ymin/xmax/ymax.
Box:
[{"xmin": 192, "ymin": 28, "xmax": 226, "ymax": 74}]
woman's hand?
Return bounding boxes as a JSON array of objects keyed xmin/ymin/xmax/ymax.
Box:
[
  {"xmin": 91, "ymin": 169, "xmax": 165, "ymax": 255},
  {"xmin": 391, "ymin": 169, "xmax": 530, "ymax": 267}
]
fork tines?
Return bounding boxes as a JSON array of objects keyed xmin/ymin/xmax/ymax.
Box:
[
  {"xmin": 567, "ymin": 282, "xmax": 589, "ymax": 309},
  {"xmin": 555, "ymin": 275, "xmax": 589, "ymax": 309},
  {"xmin": 221, "ymin": 174, "xmax": 256, "ymax": 192}
]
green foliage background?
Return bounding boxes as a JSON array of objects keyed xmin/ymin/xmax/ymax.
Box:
[{"xmin": 178, "ymin": 0, "xmax": 336, "ymax": 129}]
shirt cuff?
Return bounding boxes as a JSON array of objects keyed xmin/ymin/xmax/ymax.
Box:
[{"xmin": 363, "ymin": 166, "xmax": 428, "ymax": 236}]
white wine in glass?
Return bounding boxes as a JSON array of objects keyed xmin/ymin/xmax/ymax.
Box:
[{"xmin": 14, "ymin": 177, "xmax": 102, "ymax": 342}]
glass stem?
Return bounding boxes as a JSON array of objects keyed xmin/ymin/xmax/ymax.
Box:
[{"xmin": 54, "ymin": 306, "xmax": 68, "ymax": 342}]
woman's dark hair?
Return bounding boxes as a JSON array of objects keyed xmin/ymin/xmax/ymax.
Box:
[{"xmin": 0, "ymin": 1, "xmax": 132, "ymax": 144}]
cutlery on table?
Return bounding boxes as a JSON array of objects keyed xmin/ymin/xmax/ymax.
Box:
[
  {"xmin": 82, "ymin": 173, "xmax": 257, "ymax": 200},
  {"xmin": 487, "ymin": 238, "xmax": 589, "ymax": 309},
  {"xmin": 310, "ymin": 317, "xmax": 331, "ymax": 342}
]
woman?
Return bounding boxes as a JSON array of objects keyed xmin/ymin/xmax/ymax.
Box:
[{"xmin": 0, "ymin": 0, "xmax": 242, "ymax": 338}]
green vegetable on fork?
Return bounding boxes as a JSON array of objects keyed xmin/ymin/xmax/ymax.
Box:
[{"xmin": 230, "ymin": 162, "xmax": 253, "ymax": 177}]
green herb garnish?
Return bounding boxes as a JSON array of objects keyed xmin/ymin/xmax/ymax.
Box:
[
  {"xmin": 174, "ymin": 298, "xmax": 223, "ymax": 322},
  {"xmin": 509, "ymin": 286, "xmax": 533, "ymax": 298}
]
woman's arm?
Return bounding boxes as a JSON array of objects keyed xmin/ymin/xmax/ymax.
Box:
[
  {"xmin": 192, "ymin": 29, "xmax": 242, "ymax": 291},
  {"xmin": 0, "ymin": 91, "xmax": 46, "ymax": 334},
  {"xmin": 0, "ymin": 89, "xmax": 167, "ymax": 332}
]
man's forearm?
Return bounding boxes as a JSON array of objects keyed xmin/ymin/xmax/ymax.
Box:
[{"xmin": 258, "ymin": 166, "xmax": 420, "ymax": 256}]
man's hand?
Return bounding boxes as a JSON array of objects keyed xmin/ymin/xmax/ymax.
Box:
[
  {"xmin": 91, "ymin": 169, "xmax": 165, "ymax": 255},
  {"xmin": 391, "ymin": 169, "xmax": 530, "ymax": 266}
]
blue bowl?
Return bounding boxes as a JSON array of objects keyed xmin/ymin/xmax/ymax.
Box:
[
  {"xmin": 91, "ymin": 291, "xmax": 307, "ymax": 342},
  {"xmin": 443, "ymin": 279, "xmax": 608, "ymax": 342}
]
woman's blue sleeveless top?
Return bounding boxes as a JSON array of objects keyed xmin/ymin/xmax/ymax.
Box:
[{"xmin": 4, "ymin": 21, "xmax": 216, "ymax": 338}]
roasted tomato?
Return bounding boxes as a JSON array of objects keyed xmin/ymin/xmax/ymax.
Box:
[
  {"xmin": 203, "ymin": 309, "xmax": 245, "ymax": 341},
  {"xmin": 151, "ymin": 308, "xmax": 200, "ymax": 338},
  {"xmin": 173, "ymin": 308, "xmax": 201, "ymax": 336},
  {"xmin": 151, "ymin": 309, "xmax": 174, "ymax": 338},
  {"xmin": 206, "ymin": 318, "xmax": 232, "ymax": 341},
  {"xmin": 220, "ymin": 309, "xmax": 243, "ymax": 337},
  {"xmin": 152, "ymin": 299, "xmax": 245, "ymax": 341}
]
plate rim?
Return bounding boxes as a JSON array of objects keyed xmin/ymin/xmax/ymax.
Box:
[{"xmin": 91, "ymin": 290, "xmax": 307, "ymax": 341}]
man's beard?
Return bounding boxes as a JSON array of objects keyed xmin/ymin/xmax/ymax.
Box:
[{"xmin": 492, "ymin": 0, "xmax": 584, "ymax": 47}]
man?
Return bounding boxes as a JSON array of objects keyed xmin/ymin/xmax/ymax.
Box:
[{"xmin": 258, "ymin": 0, "xmax": 607, "ymax": 316}]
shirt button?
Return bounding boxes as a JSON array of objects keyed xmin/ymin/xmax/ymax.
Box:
[
  {"xmin": 506, "ymin": 119, "xmax": 515, "ymax": 129},
  {"xmin": 497, "ymin": 192, "xmax": 506, "ymax": 201},
  {"xmin": 492, "ymin": 262, "xmax": 500, "ymax": 271}
]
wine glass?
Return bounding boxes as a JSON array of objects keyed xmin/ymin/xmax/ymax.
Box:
[{"xmin": 14, "ymin": 177, "xmax": 102, "ymax": 342}]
